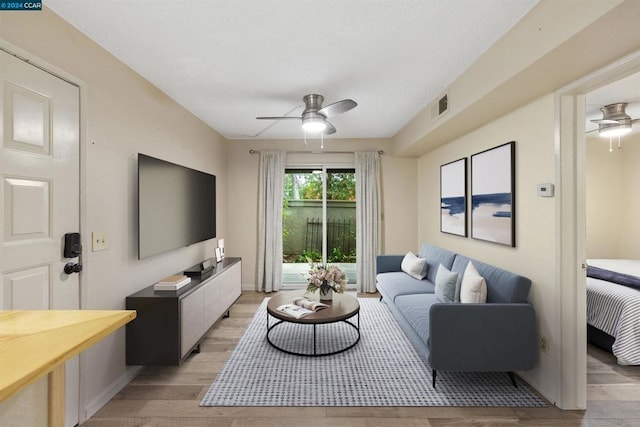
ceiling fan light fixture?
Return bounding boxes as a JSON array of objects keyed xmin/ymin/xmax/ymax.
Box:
[
  {"xmin": 256, "ymin": 93, "xmax": 354, "ymax": 137},
  {"xmin": 301, "ymin": 116, "xmax": 326, "ymax": 133},
  {"xmin": 599, "ymin": 124, "xmax": 632, "ymax": 138},
  {"xmin": 595, "ymin": 103, "xmax": 634, "ymax": 138}
]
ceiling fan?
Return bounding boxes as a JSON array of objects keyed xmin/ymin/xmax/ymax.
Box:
[
  {"xmin": 256, "ymin": 94, "xmax": 357, "ymax": 135},
  {"xmin": 589, "ymin": 102, "xmax": 639, "ymax": 137}
]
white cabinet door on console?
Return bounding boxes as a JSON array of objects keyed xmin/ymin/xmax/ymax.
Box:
[
  {"xmin": 181, "ymin": 260, "xmax": 242, "ymax": 359},
  {"xmin": 220, "ymin": 261, "xmax": 241, "ymax": 315},
  {"xmin": 203, "ymin": 274, "xmax": 223, "ymax": 328},
  {"xmin": 180, "ymin": 288, "xmax": 205, "ymax": 359},
  {"xmin": 204, "ymin": 261, "xmax": 242, "ymax": 325}
]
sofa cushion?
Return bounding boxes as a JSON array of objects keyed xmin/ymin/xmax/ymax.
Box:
[
  {"xmin": 418, "ymin": 244, "xmax": 457, "ymax": 284},
  {"xmin": 434, "ymin": 264, "xmax": 459, "ymax": 303},
  {"xmin": 394, "ymin": 293, "xmax": 440, "ymax": 347},
  {"xmin": 451, "ymin": 255, "xmax": 531, "ymax": 303},
  {"xmin": 376, "ymin": 272, "xmax": 434, "ymax": 302},
  {"xmin": 401, "ymin": 251, "xmax": 427, "ymax": 280},
  {"xmin": 460, "ymin": 261, "xmax": 487, "ymax": 303}
]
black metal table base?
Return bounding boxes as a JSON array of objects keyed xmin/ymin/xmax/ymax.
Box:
[{"xmin": 266, "ymin": 312, "xmax": 360, "ymax": 357}]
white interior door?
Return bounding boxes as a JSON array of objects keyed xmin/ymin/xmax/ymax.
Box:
[{"xmin": 0, "ymin": 49, "xmax": 80, "ymax": 426}]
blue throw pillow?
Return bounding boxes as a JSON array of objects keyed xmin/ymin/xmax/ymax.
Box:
[{"xmin": 435, "ymin": 264, "xmax": 459, "ymax": 303}]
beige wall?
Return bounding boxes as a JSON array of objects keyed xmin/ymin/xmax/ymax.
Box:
[
  {"xmin": 417, "ymin": 94, "xmax": 558, "ymax": 402},
  {"xmin": 586, "ymin": 133, "xmax": 640, "ymax": 258},
  {"xmin": 227, "ymin": 139, "xmax": 418, "ymax": 289},
  {"xmin": 1, "ymin": 9, "xmax": 228, "ymax": 422}
]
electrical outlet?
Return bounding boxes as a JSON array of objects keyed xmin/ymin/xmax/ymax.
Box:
[
  {"xmin": 539, "ymin": 336, "xmax": 549, "ymax": 354},
  {"xmin": 92, "ymin": 232, "xmax": 109, "ymax": 252}
]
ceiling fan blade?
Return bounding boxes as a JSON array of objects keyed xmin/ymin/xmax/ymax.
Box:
[
  {"xmin": 324, "ymin": 120, "xmax": 337, "ymax": 135},
  {"xmin": 318, "ymin": 99, "xmax": 357, "ymax": 118},
  {"xmin": 256, "ymin": 116, "xmax": 301, "ymax": 120},
  {"xmin": 590, "ymin": 119, "xmax": 620, "ymax": 124}
]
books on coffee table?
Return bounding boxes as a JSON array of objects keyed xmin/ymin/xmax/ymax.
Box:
[{"xmin": 276, "ymin": 296, "xmax": 329, "ymax": 319}]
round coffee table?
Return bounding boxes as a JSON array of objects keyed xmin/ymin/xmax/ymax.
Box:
[{"xmin": 266, "ymin": 290, "xmax": 360, "ymax": 356}]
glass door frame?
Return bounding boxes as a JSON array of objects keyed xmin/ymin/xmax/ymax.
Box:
[{"xmin": 282, "ymin": 163, "xmax": 357, "ymax": 290}]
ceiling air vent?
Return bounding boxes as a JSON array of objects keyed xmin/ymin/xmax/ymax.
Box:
[
  {"xmin": 438, "ymin": 93, "xmax": 448, "ymax": 115},
  {"xmin": 430, "ymin": 91, "xmax": 449, "ymax": 122}
]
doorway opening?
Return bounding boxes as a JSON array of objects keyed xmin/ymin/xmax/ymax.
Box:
[
  {"xmin": 554, "ymin": 50, "xmax": 640, "ymax": 409},
  {"xmin": 282, "ymin": 167, "xmax": 357, "ymax": 289}
]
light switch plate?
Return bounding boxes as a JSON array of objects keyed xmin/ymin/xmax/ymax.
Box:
[{"xmin": 92, "ymin": 232, "xmax": 109, "ymax": 251}]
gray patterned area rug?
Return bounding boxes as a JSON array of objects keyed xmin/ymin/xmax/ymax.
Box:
[{"xmin": 200, "ymin": 298, "xmax": 547, "ymax": 407}]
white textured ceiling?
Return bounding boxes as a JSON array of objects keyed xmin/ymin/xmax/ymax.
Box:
[{"xmin": 46, "ymin": 0, "xmax": 538, "ymax": 140}]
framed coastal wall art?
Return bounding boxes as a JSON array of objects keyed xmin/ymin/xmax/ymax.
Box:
[
  {"xmin": 440, "ymin": 158, "xmax": 467, "ymax": 237},
  {"xmin": 470, "ymin": 141, "xmax": 515, "ymax": 247}
]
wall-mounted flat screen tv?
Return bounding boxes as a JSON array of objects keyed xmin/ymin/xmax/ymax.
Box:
[{"xmin": 138, "ymin": 153, "xmax": 216, "ymax": 259}]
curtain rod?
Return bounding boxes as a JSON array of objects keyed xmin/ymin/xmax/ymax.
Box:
[{"xmin": 249, "ymin": 149, "xmax": 383, "ymax": 155}]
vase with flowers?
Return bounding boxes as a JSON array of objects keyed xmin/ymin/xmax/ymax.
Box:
[{"xmin": 304, "ymin": 258, "xmax": 348, "ymax": 301}]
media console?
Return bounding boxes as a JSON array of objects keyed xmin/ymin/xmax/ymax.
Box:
[{"xmin": 125, "ymin": 257, "xmax": 241, "ymax": 365}]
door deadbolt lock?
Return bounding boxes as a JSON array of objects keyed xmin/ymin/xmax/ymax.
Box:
[
  {"xmin": 64, "ymin": 262, "xmax": 83, "ymax": 274},
  {"xmin": 64, "ymin": 232, "xmax": 82, "ymax": 258}
]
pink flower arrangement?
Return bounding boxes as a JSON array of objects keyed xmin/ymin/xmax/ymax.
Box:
[{"xmin": 304, "ymin": 259, "xmax": 347, "ymax": 297}]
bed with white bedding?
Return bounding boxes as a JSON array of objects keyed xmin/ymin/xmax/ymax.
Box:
[{"xmin": 586, "ymin": 259, "xmax": 640, "ymax": 365}]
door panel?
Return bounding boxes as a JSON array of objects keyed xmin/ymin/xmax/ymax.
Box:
[
  {"xmin": 3, "ymin": 177, "xmax": 50, "ymax": 241},
  {"xmin": 282, "ymin": 169, "xmax": 322, "ymax": 287},
  {"xmin": 4, "ymin": 81, "xmax": 51, "ymax": 154},
  {"xmin": 2, "ymin": 265, "xmax": 50, "ymax": 309},
  {"xmin": 0, "ymin": 49, "xmax": 80, "ymax": 427}
]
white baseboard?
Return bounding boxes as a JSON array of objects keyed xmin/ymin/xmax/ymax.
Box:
[
  {"xmin": 241, "ymin": 283, "xmax": 257, "ymax": 292},
  {"xmin": 81, "ymin": 365, "xmax": 143, "ymax": 423}
]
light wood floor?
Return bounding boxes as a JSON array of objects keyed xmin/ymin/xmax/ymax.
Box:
[{"xmin": 81, "ymin": 292, "xmax": 640, "ymax": 426}]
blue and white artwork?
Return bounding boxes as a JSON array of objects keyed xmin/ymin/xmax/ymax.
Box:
[
  {"xmin": 440, "ymin": 158, "xmax": 467, "ymax": 237},
  {"xmin": 471, "ymin": 142, "xmax": 515, "ymax": 246}
]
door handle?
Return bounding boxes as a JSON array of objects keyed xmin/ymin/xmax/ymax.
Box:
[{"xmin": 64, "ymin": 262, "xmax": 83, "ymax": 274}]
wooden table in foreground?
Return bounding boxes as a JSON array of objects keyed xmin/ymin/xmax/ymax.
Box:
[{"xmin": 0, "ymin": 310, "xmax": 136, "ymax": 426}]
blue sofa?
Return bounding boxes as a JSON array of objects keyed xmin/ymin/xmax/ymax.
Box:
[{"xmin": 376, "ymin": 243, "xmax": 537, "ymax": 387}]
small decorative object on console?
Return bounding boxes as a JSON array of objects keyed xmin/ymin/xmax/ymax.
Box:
[
  {"xmin": 217, "ymin": 239, "xmax": 225, "ymax": 259},
  {"xmin": 304, "ymin": 258, "xmax": 347, "ymax": 301}
]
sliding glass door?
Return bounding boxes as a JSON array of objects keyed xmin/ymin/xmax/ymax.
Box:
[{"xmin": 282, "ymin": 167, "xmax": 357, "ymax": 289}]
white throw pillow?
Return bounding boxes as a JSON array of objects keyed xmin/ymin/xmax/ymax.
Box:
[
  {"xmin": 460, "ymin": 261, "xmax": 487, "ymax": 303},
  {"xmin": 401, "ymin": 251, "xmax": 427, "ymax": 280}
]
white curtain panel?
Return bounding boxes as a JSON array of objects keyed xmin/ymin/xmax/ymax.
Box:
[
  {"xmin": 355, "ymin": 151, "xmax": 381, "ymax": 293},
  {"xmin": 257, "ymin": 151, "xmax": 286, "ymax": 292}
]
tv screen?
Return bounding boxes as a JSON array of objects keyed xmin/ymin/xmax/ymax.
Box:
[{"xmin": 138, "ymin": 153, "xmax": 216, "ymax": 259}]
